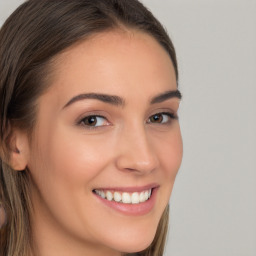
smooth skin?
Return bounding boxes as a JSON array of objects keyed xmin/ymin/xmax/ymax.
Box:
[{"xmin": 11, "ymin": 30, "xmax": 183, "ymax": 256}]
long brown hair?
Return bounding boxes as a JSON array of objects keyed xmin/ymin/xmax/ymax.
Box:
[{"xmin": 0, "ymin": 1, "xmax": 178, "ymax": 255}]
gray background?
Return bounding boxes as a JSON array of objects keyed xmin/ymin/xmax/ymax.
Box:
[{"xmin": 1, "ymin": 0, "xmax": 256, "ymax": 255}]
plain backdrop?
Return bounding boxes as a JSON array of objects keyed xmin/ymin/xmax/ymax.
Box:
[{"xmin": 1, "ymin": 1, "xmax": 256, "ymax": 255}]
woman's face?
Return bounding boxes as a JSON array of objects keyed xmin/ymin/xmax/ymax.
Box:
[{"xmin": 26, "ymin": 30, "xmax": 182, "ymax": 255}]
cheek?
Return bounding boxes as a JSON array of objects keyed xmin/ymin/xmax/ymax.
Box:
[
  {"xmin": 28, "ymin": 120, "xmax": 108, "ymax": 204},
  {"xmin": 155, "ymin": 127, "xmax": 183, "ymax": 179},
  {"xmin": 40, "ymin": 123, "xmax": 112, "ymax": 178},
  {"xmin": 149, "ymin": 126, "xmax": 182, "ymax": 212},
  {"xmin": 27, "ymin": 126, "xmax": 115, "ymax": 236}
]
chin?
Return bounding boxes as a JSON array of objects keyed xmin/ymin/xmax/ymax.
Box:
[
  {"xmin": 103, "ymin": 226, "xmax": 157, "ymax": 254},
  {"xmin": 121, "ymin": 239, "xmax": 153, "ymax": 254}
]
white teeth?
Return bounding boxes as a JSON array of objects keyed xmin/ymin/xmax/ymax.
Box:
[
  {"xmin": 94, "ymin": 189, "xmax": 153, "ymax": 204},
  {"xmin": 144, "ymin": 190, "xmax": 149, "ymax": 201},
  {"xmin": 114, "ymin": 192, "xmax": 122, "ymax": 202},
  {"xmin": 122, "ymin": 192, "xmax": 131, "ymax": 204},
  {"xmin": 131, "ymin": 192, "xmax": 140, "ymax": 204},
  {"xmin": 100, "ymin": 191, "xmax": 105, "ymax": 199},
  {"xmin": 139, "ymin": 191, "xmax": 146, "ymax": 202},
  {"xmin": 148, "ymin": 189, "xmax": 152, "ymax": 198},
  {"xmin": 106, "ymin": 191, "xmax": 113, "ymax": 201}
]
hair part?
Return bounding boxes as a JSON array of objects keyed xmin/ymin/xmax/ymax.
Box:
[{"xmin": 0, "ymin": 1, "xmax": 178, "ymax": 255}]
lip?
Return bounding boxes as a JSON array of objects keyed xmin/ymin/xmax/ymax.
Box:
[
  {"xmin": 93, "ymin": 184, "xmax": 159, "ymax": 216},
  {"xmin": 93, "ymin": 183, "xmax": 159, "ymax": 193}
]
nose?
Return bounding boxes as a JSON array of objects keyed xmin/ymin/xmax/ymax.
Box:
[{"xmin": 115, "ymin": 124, "xmax": 159, "ymax": 175}]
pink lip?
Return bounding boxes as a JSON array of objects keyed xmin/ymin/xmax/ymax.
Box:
[
  {"xmin": 93, "ymin": 183, "xmax": 159, "ymax": 193},
  {"xmin": 93, "ymin": 185, "xmax": 159, "ymax": 216}
]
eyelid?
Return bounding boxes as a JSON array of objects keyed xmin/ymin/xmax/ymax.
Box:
[
  {"xmin": 77, "ymin": 114, "xmax": 111, "ymax": 129},
  {"xmin": 163, "ymin": 111, "xmax": 178, "ymax": 120},
  {"xmin": 146, "ymin": 111, "xmax": 178, "ymax": 124},
  {"xmin": 75, "ymin": 109, "xmax": 110, "ymax": 122},
  {"xmin": 75, "ymin": 109, "xmax": 178, "ymax": 130}
]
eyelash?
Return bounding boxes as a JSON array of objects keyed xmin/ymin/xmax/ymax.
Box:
[
  {"xmin": 146, "ymin": 112, "xmax": 177, "ymax": 124},
  {"xmin": 78, "ymin": 112, "xmax": 177, "ymax": 130}
]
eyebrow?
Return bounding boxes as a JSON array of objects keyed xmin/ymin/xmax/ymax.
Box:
[
  {"xmin": 150, "ymin": 90, "xmax": 182, "ymax": 104},
  {"xmin": 63, "ymin": 89, "xmax": 182, "ymax": 109}
]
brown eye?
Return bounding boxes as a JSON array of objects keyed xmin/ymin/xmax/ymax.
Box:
[
  {"xmin": 83, "ymin": 116, "xmax": 97, "ymax": 126},
  {"xmin": 149, "ymin": 114, "xmax": 163, "ymax": 123},
  {"xmin": 147, "ymin": 112, "xmax": 176, "ymax": 124},
  {"xmin": 80, "ymin": 115, "xmax": 108, "ymax": 127}
]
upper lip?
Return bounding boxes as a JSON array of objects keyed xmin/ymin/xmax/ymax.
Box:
[{"xmin": 93, "ymin": 183, "xmax": 159, "ymax": 193}]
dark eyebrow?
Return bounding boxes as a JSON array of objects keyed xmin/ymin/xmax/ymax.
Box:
[
  {"xmin": 63, "ymin": 89, "xmax": 182, "ymax": 109},
  {"xmin": 150, "ymin": 90, "xmax": 182, "ymax": 104},
  {"xmin": 63, "ymin": 93, "xmax": 125, "ymax": 109}
]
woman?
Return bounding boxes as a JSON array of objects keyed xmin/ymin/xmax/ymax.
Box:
[{"xmin": 0, "ymin": 0, "xmax": 182, "ymax": 255}]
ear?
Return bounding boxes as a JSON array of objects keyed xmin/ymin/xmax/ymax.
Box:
[{"xmin": 8, "ymin": 129, "xmax": 30, "ymax": 171}]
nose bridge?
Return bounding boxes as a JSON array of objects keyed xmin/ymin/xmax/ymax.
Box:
[{"xmin": 115, "ymin": 120, "xmax": 159, "ymax": 174}]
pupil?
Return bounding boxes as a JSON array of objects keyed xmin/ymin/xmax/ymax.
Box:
[
  {"xmin": 88, "ymin": 116, "xmax": 96, "ymax": 125},
  {"xmin": 152, "ymin": 114, "xmax": 162, "ymax": 123}
]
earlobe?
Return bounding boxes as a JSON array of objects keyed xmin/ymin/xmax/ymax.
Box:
[{"xmin": 9, "ymin": 130, "xmax": 29, "ymax": 171}]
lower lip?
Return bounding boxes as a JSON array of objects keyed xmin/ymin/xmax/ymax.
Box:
[{"xmin": 94, "ymin": 188, "xmax": 158, "ymax": 216}]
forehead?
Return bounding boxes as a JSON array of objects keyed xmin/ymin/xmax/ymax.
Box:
[{"xmin": 42, "ymin": 30, "xmax": 177, "ymax": 108}]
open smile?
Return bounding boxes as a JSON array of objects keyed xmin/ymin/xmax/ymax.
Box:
[
  {"xmin": 93, "ymin": 188, "xmax": 152, "ymax": 204},
  {"xmin": 92, "ymin": 185, "xmax": 159, "ymax": 216}
]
